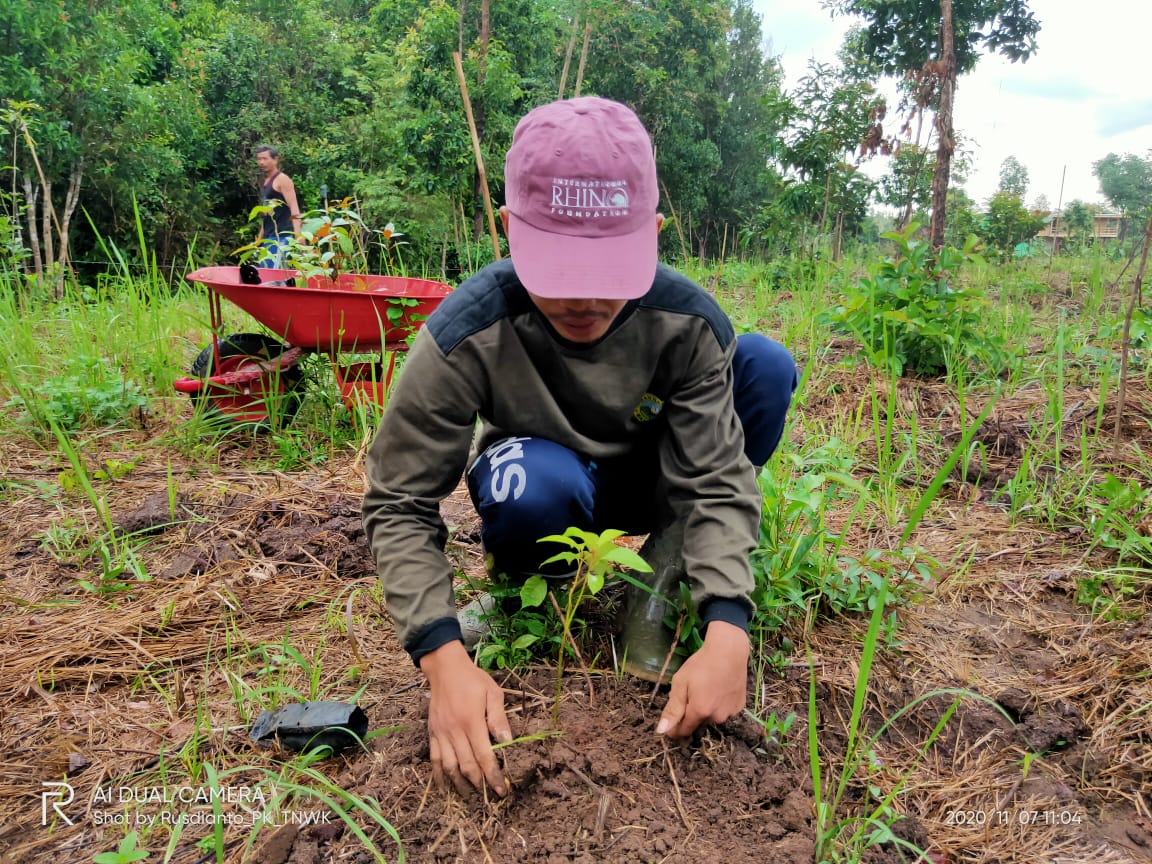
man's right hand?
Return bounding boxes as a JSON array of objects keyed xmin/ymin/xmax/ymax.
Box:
[{"xmin": 419, "ymin": 640, "xmax": 512, "ymax": 796}]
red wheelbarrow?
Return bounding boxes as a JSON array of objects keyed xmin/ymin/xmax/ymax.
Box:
[{"xmin": 175, "ymin": 266, "xmax": 452, "ymax": 426}]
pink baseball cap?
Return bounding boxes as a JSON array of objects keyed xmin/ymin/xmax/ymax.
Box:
[{"xmin": 504, "ymin": 97, "xmax": 659, "ymax": 300}]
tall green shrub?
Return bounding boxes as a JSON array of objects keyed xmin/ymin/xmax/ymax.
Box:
[{"xmin": 826, "ymin": 225, "xmax": 1007, "ymax": 376}]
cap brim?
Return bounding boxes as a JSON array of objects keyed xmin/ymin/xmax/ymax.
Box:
[{"xmin": 507, "ymin": 213, "xmax": 657, "ymax": 300}]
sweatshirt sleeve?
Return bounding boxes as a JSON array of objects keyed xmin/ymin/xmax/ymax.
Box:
[
  {"xmin": 659, "ymin": 335, "xmax": 760, "ymax": 630},
  {"xmin": 361, "ymin": 329, "xmax": 482, "ymax": 663}
]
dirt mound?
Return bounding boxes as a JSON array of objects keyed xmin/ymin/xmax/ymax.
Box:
[{"xmin": 273, "ymin": 670, "xmax": 815, "ymax": 864}]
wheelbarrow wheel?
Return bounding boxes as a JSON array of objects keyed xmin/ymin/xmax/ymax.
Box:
[{"xmin": 188, "ymin": 333, "xmax": 304, "ymax": 429}]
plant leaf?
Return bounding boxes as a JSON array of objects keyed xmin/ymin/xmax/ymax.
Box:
[
  {"xmin": 520, "ymin": 574, "xmax": 547, "ymax": 608},
  {"xmin": 601, "ymin": 546, "xmax": 653, "ymax": 572}
]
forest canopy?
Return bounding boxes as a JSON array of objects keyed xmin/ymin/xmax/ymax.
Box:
[
  {"xmin": 2, "ymin": 0, "xmax": 903, "ymax": 279},
  {"xmin": 1, "ymin": 0, "xmax": 1059, "ymax": 282}
]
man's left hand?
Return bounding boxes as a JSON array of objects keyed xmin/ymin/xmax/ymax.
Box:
[{"xmin": 656, "ymin": 620, "xmax": 750, "ymax": 738}]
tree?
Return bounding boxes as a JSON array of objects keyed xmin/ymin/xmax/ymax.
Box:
[
  {"xmin": 980, "ymin": 190, "xmax": 1044, "ymax": 258},
  {"xmin": 1031, "ymin": 193, "xmax": 1051, "ymax": 213},
  {"xmin": 1094, "ymin": 152, "xmax": 1152, "ymax": 213},
  {"xmin": 943, "ymin": 187, "xmax": 981, "ymax": 247},
  {"xmin": 763, "ymin": 59, "xmax": 884, "ymax": 255},
  {"xmin": 0, "ymin": 0, "xmax": 188, "ymax": 286},
  {"xmin": 581, "ymin": 0, "xmax": 728, "ymax": 257},
  {"xmin": 578, "ymin": 0, "xmax": 787, "ymax": 260},
  {"xmin": 697, "ymin": 0, "xmax": 786, "ymax": 258},
  {"xmin": 997, "ymin": 155, "xmax": 1028, "ymax": 198},
  {"xmin": 828, "ymin": 0, "xmax": 1041, "ymax": 248},
  {"xmin": 1094, "ymin": 151, "xmax": 1152, "ymax": 243},
  {"xmin": 1061, "ymin": 199, "xmax": 1096, "ymax": 247},
  {"xmin": 879, "ymin": 144, "xmax": 934, "ymax": 227}
]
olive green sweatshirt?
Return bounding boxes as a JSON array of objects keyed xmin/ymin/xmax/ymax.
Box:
[{"xmin": 361, "ymin": 259, "xmax": 760, "ymax": 663}]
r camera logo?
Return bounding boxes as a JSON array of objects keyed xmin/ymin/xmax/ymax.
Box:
[{"xmin": 42, "ymin": 782, "xmax": 75, "ymax": 826}]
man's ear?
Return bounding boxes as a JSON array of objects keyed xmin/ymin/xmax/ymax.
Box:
[
  {"xmin": 656, "ymin": 213, "xmax": 665, "ymax": 232},
  {"xmin": 499, "ymin": 206, "xmax": 510, "ymax": 234}
]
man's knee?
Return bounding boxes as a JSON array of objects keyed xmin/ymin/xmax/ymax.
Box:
[
  {"xmin": 735, "ymin": 333, "xmax": 797, "ymax": 398},
  {"xmin": 467, "ymin": 437, "xmax": 595, "ymax": 573},
  {"xmin": 732, "ymin": 333, "xmax": 798, "ymax": 466}
]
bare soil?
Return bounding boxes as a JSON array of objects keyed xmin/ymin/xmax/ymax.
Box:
[{"xmin": 1, "ymin": 376, "xmax": 1151, "ymax": 864}]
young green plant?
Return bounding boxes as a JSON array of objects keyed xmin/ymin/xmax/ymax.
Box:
[
  {"xmin": 532, "ymin": 527, "xmax": 652, "ymax": 724},
  {"xmin": 808, "ymin": 384, "xmax": 1005, "ymax": 862}
]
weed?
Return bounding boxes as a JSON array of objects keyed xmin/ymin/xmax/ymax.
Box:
[
  {"xmin": 750, "ymin": 441, "xmax": 932, "ymax": 637},
  {"xmin": 825, "ymin": 225, "xmax": 1007, "ymax": 377},
  {"xmin": 46, "ymin": 421, "xmax": 154, "ymax": 595},
  {"xmin": 807, "ymin": 386, "xmax": 1003, "ymax": 862},
  {"xmin": 6, "ymin": 355, "xmax": 147, "ymax": 432},
  {"xmin": 221, "ymin": 629, "xmax": 370, "ymax": 723},
  {"xmin": 472, "ymin": 573, "xmax": 560, "ymax": 672},
  {"xmin": 39, "ymin": 517, "xmax": 87, "ymax": 560},
  {"xmin": 92, "ymin": 831, "xmax": 150, "ymax": 864},
  {"xmin": 744, "ymin": 708, "xmax": 797, "ymax": 751},
  {"xmin": 1075, "ymin": 568, "xmax": 1141, "ymax": 620},
  {"xmin": 1086, "ymin": 474, "xmax": 1152, "ymax": 567}
]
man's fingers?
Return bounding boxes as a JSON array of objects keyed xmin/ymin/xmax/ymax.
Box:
[
  {"xmin": 429, "ymin": 735, "xmax": 446, "ymax": 791},
  {"xmin": 449, "ymin": 767, "xmax": 474, "ymax": 799},
  {"xmin": 431, "ymin": 724, "xmax": 480, "ymax": 798},
  {"xmin": 487, "ymin": 686, "xmax": 513, "ymax": 745},
  {"xmin": 484, "ymin": 686, "xmax": 511, "ymax": 796},
  {"xmin": 434, "ymin": 731, "xmax": 470, "ymax": 796},
  {"xmin": 450, "ymin": 731, "xmax": 485, "ymax": 791},
  {"xmin": 657, "ymin": 677, "xmax": 688, "ymax": 736},
  {"xmin": 668, "ymin": 702, "xmax": 707, "ymax": 738}
]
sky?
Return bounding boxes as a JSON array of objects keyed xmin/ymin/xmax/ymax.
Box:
[{"xmin": 752, "ymin": 0, "xmax": 1149, "ymax": 211}]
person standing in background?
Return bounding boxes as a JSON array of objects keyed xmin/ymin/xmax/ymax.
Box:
[{"xmin": 254, "ymin": 144, "xmax": 301, "ymax": 268}]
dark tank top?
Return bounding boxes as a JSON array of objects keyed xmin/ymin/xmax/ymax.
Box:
[{"xmin": 261, "ymin": 172, "xmax": 294, "ymax": 237}]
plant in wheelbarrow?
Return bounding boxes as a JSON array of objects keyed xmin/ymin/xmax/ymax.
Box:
[
  {"xmin": 287, "ymin": 200, "xmax": 372, "ymax": 281},
  {"xmin": 233, "ymin": 198, "xmax": 371, "ymax": 282},
  {"xmin": 182, "ymin": 202, "xmax": 450, "ymax": 433},
  {"xmin": 190, "ymin": 199, "xmax": 368, "ymax": 432}
]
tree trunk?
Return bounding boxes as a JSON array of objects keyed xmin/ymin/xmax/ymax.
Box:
[
  {"xmin": 900, "ymin": 111, "xmax": 927, "ymax": 229},
  {"xmin": 1113, "ymin": 214, "xmax": 1152, "ymax": 452},
  {"xmin": 58, "ymin": 160, "xmax": 84, "ymax": 292},
  {"xmin": 478, "ymin": 0, "xmax": 490, "ymax": 85},
  {"xmin": 929, "ymin": 0, "xmax": 956, "ymax": 250},
  {"xmin": 470, "ymin": 1, "xmax": 491, "ymax": 244},
  {"xmin": 818, "ymin": 172, "xmax": 832, "ymax": 255},
  {"xmin": 21, "ymin": 175, "xmax": 43, "ymax": 275},
  {"xmin": 41, "ymin": 177, "xmax": 54, "ymax": 277},
  {"xmin": 457, "ymin": 0, "xmax": 466, "ymax": 53}
]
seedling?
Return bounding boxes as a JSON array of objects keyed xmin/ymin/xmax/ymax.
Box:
[
  {"xmin": 534, "ymin": 527, "xmax": 652, "ymax": 724},
  {"xmin": 744, "ymin": 708, "xmax": 796, "ymax": 751},
  {"xmin": 824, "ymin": 224, "xmax": 1007, "ymax": 378},
  {"xmin": 92, "ymin": 831, "xmax": 149, "ymax": 864}
]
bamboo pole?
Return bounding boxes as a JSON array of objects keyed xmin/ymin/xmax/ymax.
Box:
[
  {"xmin": 453, "ymin": 51, "xmax": 502, "ymax": 260},
  {"xmin": 573, "ymin": 19, "xmax": 592, "ymax": 97},
  {"xmin": 558, "ymin": 14, "xmax": 579, "ymax": 98},
  {"xmin": 660, "ymin": 180, "xmax": 689, "ymax": 264}
]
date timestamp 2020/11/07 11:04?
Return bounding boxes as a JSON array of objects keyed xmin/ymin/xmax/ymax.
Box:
[{"xmin": 943, "ymin": 808, "xmax": 1084, "ymax": 827}]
